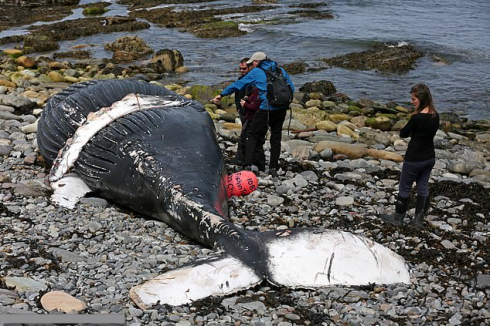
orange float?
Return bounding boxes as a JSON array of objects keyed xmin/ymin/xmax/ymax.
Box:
[{"xmin": 226, "ymin": 171, "xmax": 258, "ymax": 197}]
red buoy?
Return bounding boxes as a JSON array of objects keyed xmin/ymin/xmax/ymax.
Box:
[{"xmin": 226, "ymin": 171, "xmax": 258, "ymax": 197}]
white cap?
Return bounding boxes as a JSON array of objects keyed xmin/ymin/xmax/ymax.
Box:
[{"xmin": 246, "ymin": 52, "xmax": 267, "ymax": 64}]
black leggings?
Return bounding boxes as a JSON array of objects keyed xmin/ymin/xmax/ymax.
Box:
[{"xmin": 245, "ymin": 109, "xmax": 287, "ymax": 170}]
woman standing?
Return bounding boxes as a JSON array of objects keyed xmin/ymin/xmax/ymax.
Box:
[{"xmin": 382, "ymin": 84, "xmax": 440, "ymax": 227}]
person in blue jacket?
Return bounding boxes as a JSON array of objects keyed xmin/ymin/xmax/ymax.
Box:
[{"xmin": 212, "ymin": 52, "xmax": 295, "ymax": 176}]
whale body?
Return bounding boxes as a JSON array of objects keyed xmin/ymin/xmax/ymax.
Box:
[{"xmin": 37, "ymin": 79, "xmax": 410, "ymax": 308}]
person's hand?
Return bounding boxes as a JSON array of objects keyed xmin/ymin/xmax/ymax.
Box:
[
  {"xmin": 211, "ymin": 95, "xmax": 222, "ymax": 104},
  {"xmin": 240, "ymin": 99, "xmax": 246, "ymax": 107}
]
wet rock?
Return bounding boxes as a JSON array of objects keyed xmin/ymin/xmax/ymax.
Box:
[
  {"xmin": 23, "ymin": 34, "xmax": 59, "ymax": 54},
  {"xmin": 282, "ymin": 61, "xmax": 308, "ymax": 74},
  {"xmin": 323, "ymin": 43, "xmax": 423, "ymax": 74},
  {"xmin": 104, "ymin": 35, "xmax": 153, "ymax": 62},
  {"xmin": 299, "ymin": 80, "xmax": 337, "ymax": 97},
  {"xmin": 147, "ymin": 49, "xmax": 184, "ymax": 73}
]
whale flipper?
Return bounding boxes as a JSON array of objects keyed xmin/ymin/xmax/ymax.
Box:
[{"xmin": 130, "ymin": 255, "xmax": 263, "ymax": 308}]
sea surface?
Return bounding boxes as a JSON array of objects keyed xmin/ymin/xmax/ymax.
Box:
[{"xmin": 2, "ymin": 0, "xmax": 490, "ymax": 120}]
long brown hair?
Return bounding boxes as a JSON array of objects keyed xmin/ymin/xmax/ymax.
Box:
[{"xmin": 411, "ymin": 83, "xmax": 437, "ymax": 116}]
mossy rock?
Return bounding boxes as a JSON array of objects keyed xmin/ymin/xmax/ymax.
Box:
[
  {"xmin": 191, "ymin": 20, "xmax": 246, "ymax": 38},
  {"xmin": 377, "ymin": 113, "xmax": 397, "ymax": 120},
  {"xmin": 282, "ymin": 61, "xmax": 308, "ymax": 74},
  {"xmin": 328, "ymin": 113, "xmax": 351, "ymax": 124},
  {"xmin": 83, "ymin": 7, "xmax": 109, "ymax": 15},
  {"xmin": 347, "ymin": 106, "xmax": 361, "ymax": 113},
  {"xmin": 2, "ymin": 49, "xmax": 23, "ymax": 59},
  {"xmin": 23, "ymin": 34, "xmax": 59, "ymax": 54},
  {"xmin": 188, "ymin": 85, "xmax": 220, "ymax": 104},
  {"xmin": 219, "ymin": 112, "xmax": 238, "ymax": 123},
  {"xmin": 365, "ymin": 116, "xmax": 392, "ymax": 131}
]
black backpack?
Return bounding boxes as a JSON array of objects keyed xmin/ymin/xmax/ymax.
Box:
[{"xmin": 259, "ymin": 66, "xmax": 293, "ymax": 108}]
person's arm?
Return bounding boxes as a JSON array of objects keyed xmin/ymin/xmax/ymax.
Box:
[
  {"xmin": 211, "ymin": 72, "xmax": 257, "ymax": 103},
  {"xmin": 400, "ymin": 115, "xmax": 416, "ymax": 138}
]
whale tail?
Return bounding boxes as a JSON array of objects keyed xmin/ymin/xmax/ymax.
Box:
[{"xmin": 130, "ymin": 228, "xmax": 410, "ymax": 308}]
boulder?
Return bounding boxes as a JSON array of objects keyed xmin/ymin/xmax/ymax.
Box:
[
  {"xmin": 104, "ymin": 35, "xmax": 153, "ymax": 60},
  {"xmin": 15, "ymin": 56, "xmax": 36, "ymax": 68},
  {"xmin": 313, "ymin": 141, "xmax": 367, "ymax": 159},
  {"xmin": 365, "ymin": 116, "xmax": 392, "ymax": 131},
  {"xmin": 147, "ymin": 49, "xmax": 184, "ymax": 73},
  {"xmin": 299, "ymin": 80, "xmax": 337, "ymax": 97},
  {"xmin": 315, "ymin": 120, "xmax": 337, "ymax": 132},
  {"xmin": 367, "ymin": 148, "xmax": 404, "ymax": 162},
  {"xmin": 23, "ymin": 34, "xmax": 59, "ymax": 54}
]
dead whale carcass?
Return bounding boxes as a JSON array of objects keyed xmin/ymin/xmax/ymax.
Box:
[{"xmin": 37, "ymin": 79, "xmax": 411, "ymax": 308}]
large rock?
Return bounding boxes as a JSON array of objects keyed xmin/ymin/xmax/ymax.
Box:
[
  {"xmin": 315, "ymin": 120, "xmax": 337, "ymax": 132},
  {"xmin": 23, "ymin": 34, "xmax": 59, "ymax": 54},
  {"xmin": 299, "ymin": 80, "xmax": 337, "ymax": 97},
  {"xmin": 147, "ymin": 49, "xmax": 184, "ymax": 73},
  {"xmin": 323, "ymin": 43, "xmax": 423, "ymax": 74},
  {"xmin": 313, "ymin": 141, "xmax": 367, "ymax": 159},
  {"xmin": 291, "ymin": 107, "xmax": 327, "ymax": 128},
  {"xmin": 367, "ymin": 148, "xmax": 404, "ymax": 162},
  {"xmin": 358, "ymin": 128, "xmax": 393, "ymax": 146},
  {"xmin": 337, "ymin": 123, "xmax": 358, "ymax": 140},
  {"xmin": 365, "ymin": 116, "xmax": 393, "ymax": 131},
  {"xmin": 104, "ymin": 35, "xmax": 154, "ymax": 61}
]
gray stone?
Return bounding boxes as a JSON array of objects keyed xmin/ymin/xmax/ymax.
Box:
[{"xmin": 5, "ymin": 277, "xmax": 47, "ymax": 294}]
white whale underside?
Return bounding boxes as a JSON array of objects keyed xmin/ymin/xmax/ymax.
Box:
[{"xmin": 49, "ymin": 93, "xmax": 411, "ymax": 309}]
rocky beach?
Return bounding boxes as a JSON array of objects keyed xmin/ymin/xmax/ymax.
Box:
[{"xmin": 1, "ymin": 1, "xmax": 490, "ymax": 325}]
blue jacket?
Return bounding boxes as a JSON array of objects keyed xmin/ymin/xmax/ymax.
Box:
[{"xmin": 221, "ymin": 60, "xmax": 295, "ymax": 111}]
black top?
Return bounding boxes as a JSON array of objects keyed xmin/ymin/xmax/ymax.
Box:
[{"xmin": 400, "ymin": 112, "xmax": 440, "ymax": 162}]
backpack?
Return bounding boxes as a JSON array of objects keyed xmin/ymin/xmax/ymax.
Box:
[{"xmin": 259, "ymin": 66, "xmax": 293, "ymax": 108}]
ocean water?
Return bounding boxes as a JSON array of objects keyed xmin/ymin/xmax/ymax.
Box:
[{"xmin": 2, "ymin": 0, "xmax": 489, "ymax": 120}]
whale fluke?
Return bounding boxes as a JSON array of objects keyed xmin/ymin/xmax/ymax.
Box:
[{"xmin": 37, "ymin": 79, "xmax": 410, "ymax": 309}]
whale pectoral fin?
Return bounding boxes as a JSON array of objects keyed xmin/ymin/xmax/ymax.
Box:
[
  {"xmin": 129, "ymin": 255, "xmax": 263, "ymax": 309},
  {"xmin": 50, "ymin": 173, "xmax": 92, "ymax": 209},
  {"xmin": 264, "ymin": 229, "xmax": 411, "ymax": 287}
]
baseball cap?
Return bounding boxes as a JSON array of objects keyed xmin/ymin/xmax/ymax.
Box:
[{"xmin": 246, "ymin": 52, "xmax": 267, "ymax": 64}]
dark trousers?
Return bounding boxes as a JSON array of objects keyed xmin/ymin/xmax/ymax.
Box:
[
  {"xmin": 236, "ymin": 120, "xmax": 264, "ymax": 165},
  {"xmin": 245, "ymin": 108, "xmax": 287, "ymax": 170},
  {"xmin": 399, "ymin": 158, "xmax": 435, "ymax": 198}
]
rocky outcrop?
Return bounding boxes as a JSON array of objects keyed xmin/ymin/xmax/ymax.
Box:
[
  {"xmin": 323, "ymin": 43, "xmax": 423, "ymax": 74},
  {"xmin": 104, "ymin": 35, "xmax": 153, "ymax": 63}
]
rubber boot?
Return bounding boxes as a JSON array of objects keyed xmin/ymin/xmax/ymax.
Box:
[
  {"xmin": 411, "ymin": 195, "xmax": 430, "ymax": 228},
  {"xmin": 382, "ymin": 195, "xmax": 409, "ymax": 226}
]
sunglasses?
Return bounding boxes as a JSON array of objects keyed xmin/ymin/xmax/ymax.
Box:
[{"xmin": 239, "ymin": 67, "xmax": 248, "ymax": 71}]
